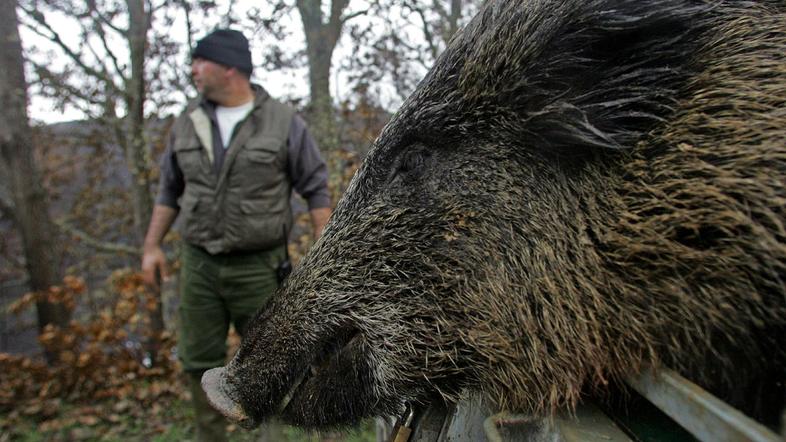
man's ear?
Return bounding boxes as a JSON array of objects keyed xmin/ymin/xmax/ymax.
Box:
[{"xmin": 227, "ymin": 67, "xmax": 251, "ymax": 81}]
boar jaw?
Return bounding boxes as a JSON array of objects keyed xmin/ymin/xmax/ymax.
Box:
[
  {"xmin": 203, "ymin": 325, "xmax": 372, "ymax": 428},
  {"xmin": 278, "ymin": 328, "xmax": 363, "ymax": 411}
]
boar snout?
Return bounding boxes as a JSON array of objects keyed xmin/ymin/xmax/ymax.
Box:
[{"xmin": 202, "ymin": 366, "xmax": 255, "ymax": 429}]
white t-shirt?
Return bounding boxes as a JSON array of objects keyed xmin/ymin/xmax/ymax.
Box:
[{"xmin": 215, "ymin": 101, "xmax": 254, "ymax": 148}]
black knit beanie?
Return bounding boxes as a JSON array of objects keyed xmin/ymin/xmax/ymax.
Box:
[{"xmin": 192, "ymin": 29, "xmax": 253, "ymax": 77}]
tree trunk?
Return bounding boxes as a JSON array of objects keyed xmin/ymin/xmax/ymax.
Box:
[
  {"xmin": 126, "ymin": 0, "xmax": 165, "ymax": 363},
  {"xmin": 126, "ymin": 0, "xmax": 154, "ymax": 241},
  {"xmin": 306, "ymin": 38, "xmax": 338, "ymax": 152},
  {"xmin": 296, "ymin": 0, "xmax": 351, "ymax": 152},
  {"xmin": 447, "ymin": 0, "xmax": 462, "ymax": 42},
  {"xmin": 0, "ymin": 0, "xmax": 70, "ymax": 352}
]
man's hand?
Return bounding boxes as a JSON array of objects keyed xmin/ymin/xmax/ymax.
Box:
[
  {"xmin": 141, "ymin": 204, "xmax": 178, "ymax": 289},
  {"xmin": 309, "ymin": 207, "xmax": 332, "ymax": 240},
  {"xmin": 142, "ymin": 246, "xmax": 169, "ymax": 289}
]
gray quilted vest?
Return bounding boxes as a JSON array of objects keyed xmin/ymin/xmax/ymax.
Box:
[{"xmin": 173, "ymin": 87, "xmax": 294, "ymax": 254}]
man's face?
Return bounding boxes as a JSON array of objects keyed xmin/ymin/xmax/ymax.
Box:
[{"xmin": 191, "ymin": 57, "xmax": 229, "ymax": 99}]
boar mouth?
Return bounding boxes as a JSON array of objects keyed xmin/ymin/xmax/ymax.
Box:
[
  {"xmin": 203, "ymin": 327, "xmax": 363, "ymax": 428},
  {"xmin": 277, "ymin": 327, "xmax": 363, "ymax": 413}
]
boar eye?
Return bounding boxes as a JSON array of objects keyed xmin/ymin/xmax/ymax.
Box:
[{"xmin": 396, "ymin": 149, "xmax": 431, "ymax": 177}]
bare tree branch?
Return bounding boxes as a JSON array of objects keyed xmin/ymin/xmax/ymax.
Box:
[
  {"xmin": 90, "ymin": 16, "xmax": 126, "ymax": 79},
  {"xmin": 404, "ymin": 2, "xmax": 440, "ymax": 60},
  {"xmin": 179, "ymin": 0, "xmax": 195, "ymax": 55},
  {"xmin": 18, "ymin": 5, "xmax": 125, "ymax": 98},
  {"xmin": 82, "ymin": 30, "xmax": 119, "ymax": 86},
  {"xmin": 88, "ymin": 2, "xmax": 128, "ymax": 35},
  {"xmin": 31, "ymin": 62, "xmax": 106, "ymax": 107},
  {"xmin": 55, "ymin": 218, "xmax": 141, "ymax": 256},
  {"xmin": 340, "ymin": 8, "xmax": 369, "ymax": 25}
]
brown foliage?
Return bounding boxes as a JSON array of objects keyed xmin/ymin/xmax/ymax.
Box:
[{"xmin": 0, "ymin": 272, "xmax": 179, "ymax": 426}]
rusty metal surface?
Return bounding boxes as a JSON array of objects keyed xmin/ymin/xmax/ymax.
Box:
[
  {"xmin": 483, "ymin": 412, "xmax": 556, "ymax": 442},
  {"xmin": 403, "ymin": 396, "xmax": 630, "ymax": 441},
  {"xmin": 397, "ymin": 368, "xmax": 782, "ymax": 441},
  {"xmin": 441, "ymin": 396, "xmax": 491, "ymax": 441},
  {"xmin": 483, "ymin": 403, "xmax": 632, "ymax": 442},
  {"xmin": 626, "ymin": 368, "xmax": 782, "ymax": 442},
  {"xmin": 555, "ymin": 403, "xmax": 634, "ymax": 442}
]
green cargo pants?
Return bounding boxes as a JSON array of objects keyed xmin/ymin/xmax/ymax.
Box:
[
  {"xmin": 178, "ymin": 243, "xmax": 284, "ymax": 371},
  {"xmin": 178, "ymin": 243, "xmax": 284, "ymax": 442}
]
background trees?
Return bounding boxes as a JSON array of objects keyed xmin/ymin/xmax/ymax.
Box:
[
  {"xmin": 0, "ymin": 0, "xmax": 480, "ymax": 437},
  {"xmin": 344, "ymin": 0, "xmax": 478, "ymax": 106},
  {"xmin": 13, "ymin": 0, "xmax": 211, "ymax": 358},
  {"xmin": 0, "ymin": 0, "xmax": 70, "ymax": 357},
  {"xmin": 18, "ymin": 0, "xmax": 174, "ymax": 243}
]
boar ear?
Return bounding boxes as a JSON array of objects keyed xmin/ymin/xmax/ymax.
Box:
[{"xmin": 449, "ymin": 0, "xmax": 714, "ymax": 155}]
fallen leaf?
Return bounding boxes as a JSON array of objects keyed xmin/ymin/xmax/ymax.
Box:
[{"xmin": 77, "ymin": 415, "xmax": 100, "ymax": 426}]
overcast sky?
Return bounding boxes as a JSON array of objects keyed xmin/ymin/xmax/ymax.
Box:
[{"xmin": 20, "ymin": 1, "xmax": 380, "ymax": 125}]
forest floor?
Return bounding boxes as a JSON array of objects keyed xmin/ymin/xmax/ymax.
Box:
[
  {"xmin": 0, "ymin": 271, "xmax": 378, "ymax": 442},
  {"xmin": 0, "ymin": 388, "xmax": 377, "ymax": 441},
  {"xmin": 0, "ymin": 150, "xmax": 374, "ymax": 441}
]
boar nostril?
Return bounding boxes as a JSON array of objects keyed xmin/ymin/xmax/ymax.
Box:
[{"xmin": 202, "ymin": 367, "xmax": 253, "ymax": 427}]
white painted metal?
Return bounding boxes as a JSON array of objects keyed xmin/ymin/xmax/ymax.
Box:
[{"xmin": 626, "ymin": 368, "xmax": 781, "ymax": 442}]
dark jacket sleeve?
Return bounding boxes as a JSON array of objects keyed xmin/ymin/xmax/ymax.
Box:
[
  {"xmin": 155, "ymin": 129, "xmax": 185, "ymax": 210},
  {"xmin": 287, "ymin": 115, "xmax": 331, "ymax": 209}
]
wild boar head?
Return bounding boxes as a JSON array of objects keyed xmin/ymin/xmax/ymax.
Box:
[{"xmin": 203, "ymin": 0, "xmax": 786, "ymax": 429}]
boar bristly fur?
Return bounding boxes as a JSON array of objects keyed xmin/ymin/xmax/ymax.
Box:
[{"xmin": 203, "ymin": 0, "xmax": 786, "ymax": 430}]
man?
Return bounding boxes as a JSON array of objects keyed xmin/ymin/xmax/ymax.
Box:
[{"xmin": 141, "ymin": 29, "xmax": 331, "ymax": 441}]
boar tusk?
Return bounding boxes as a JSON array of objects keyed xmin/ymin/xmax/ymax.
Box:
[{"xmin": 276, "ymin": 366, "xmax": 311, "ymax": 414}]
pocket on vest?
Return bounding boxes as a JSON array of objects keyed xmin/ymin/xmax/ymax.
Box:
[
  {"xmin": 236, "ymin": 143, "xmax": 282, "ymax": 192},
  {"xmin": 245, "ymin": 148, "xmax": 277, "ymax": 163},
  {"xmin": 181, "ymin": 196, "xmax": 212, "ymax": 242},
  {"xmin": 175, "ymin": 144, "xmax": 208, "ymax": 177},
  {"xmin": 237, "ymin": 199, "xmax": 288, "ymax": 250},
  {"xmin": 239, "ymin": 198, "xmax": 285, "ymax": 215}
]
